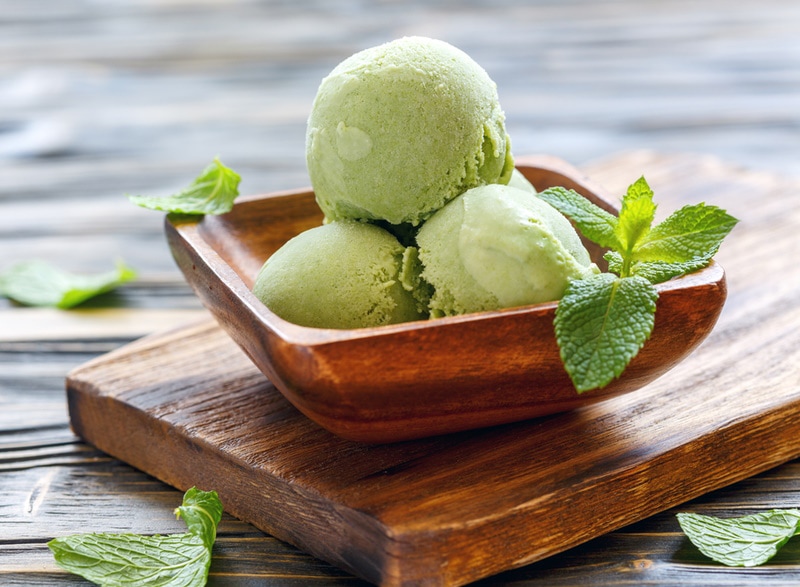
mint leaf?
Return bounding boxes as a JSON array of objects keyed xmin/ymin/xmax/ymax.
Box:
[
  {"xmin": 604, "ymin": 251, "xmax": 712, "ymax": 284},
  {"xmin": 128, "ymin": 157, "xmax": 241, "ymax": 215},
  {"xmin": 536, "ymin": 186, "xmax": 621, "ymax": 250},
  {"xmin": 49, "ymin": 532, "xmax": 211, "ymax": 587},
  {"xmin": 634, "ymin": 203, "xmax": 739, "ymax": 263},
  {"xmin": 554, "ymin": 273, "xmax": 658, "ymax": 392},
  {"xmin": 614, "ymin": 176, "xmax": 656, "ymax": 255},
  {"xmin": 48, "ymin": 487, "xmax": 221, "ymax": 587},
  {"xmin": 677, "ymin": 510, "xmax": 800, "ymax": 567},
  {"xmin": 0, "ymin": 260, "xmax": 136, "ymax": 308},
  {"xmin": 176, "ymin": 487, "xmax": 224, "ymax": 551}
]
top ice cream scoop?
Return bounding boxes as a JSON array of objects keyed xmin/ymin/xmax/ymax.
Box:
[{"xmin": 306, "ymin": 36, "xmax": 514, "ymax": 226}]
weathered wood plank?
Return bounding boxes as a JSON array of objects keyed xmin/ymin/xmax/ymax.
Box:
[
  {"xmin": 2, "ymin": 0, "xmax": 797, "ymax": 185},
  {"xmin": 0, "ymin": 307, "xmax": 207, "ymax": 341}
]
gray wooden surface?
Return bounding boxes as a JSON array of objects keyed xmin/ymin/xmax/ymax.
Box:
[{"xmin": 2, "ymin": 1, "xmax": 799, "ymax": 585}]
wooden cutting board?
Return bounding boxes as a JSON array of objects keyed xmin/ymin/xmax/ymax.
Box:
[{"xmin": 66, "ymin": 154, "xmax": 800, "ymax": 587}]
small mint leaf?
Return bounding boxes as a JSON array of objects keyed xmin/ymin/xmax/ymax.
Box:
[
  {"xmin": 635, "ymin": 203, "xmax": 739, "ymax": 263},
  {"xmin": 0, "ymin": 260, "xmax": 136, "ymax": 308},
  {"xmin": 604, "ymin": 251, "xmax": 712, "ymax": 284},
  {"xmin": 677, "ymin": 510, "xmax": 800, "ymax": 567},
  {"xmin": 615, "ymin": 176, "xmax": 656, "ymax": 255},
  {"xmin": 128, "ymin": 157, "xmax": 241, "ymax": 215},
  {"xmin": 630, "ymin": 258, "xmax": 713, "ymax": 284},
  {"xmin": 555, "ymin": 273, "xmax": 658, "ymax": 392},
  {"xmin": 536, "ymin": 186, "xmax": 621, "ymax": 250},
  {"xmin": 603, "ymin": 251, "xmax": 623, "ymax": 276},
  {"xmin": 48, "ymin": 487, "xmax": 222, "ymax": 587},
  {"xmin": 175, "ymin": 488, "xmax": 223, "ymax": 551}
]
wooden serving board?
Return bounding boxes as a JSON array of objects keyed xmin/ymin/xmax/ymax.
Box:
[
  {"xmin": 67, "ymin": 321, "xmax": 800, "ymax": 586},
  {"xmin": 66, "ymin": 155, "xmax": 800, "ymax": 586}
]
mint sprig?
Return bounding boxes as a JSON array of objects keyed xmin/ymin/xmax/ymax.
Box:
[
  {"xmin": 677, "ymin": 510, "xmax": 800, "ymax": 566},
  {"xmin": 0, "ymin": 259, "xmax": 136, "ymax": 308},
  {"xmin": 538, "ymin": 178, "xmax": 737, "ymax": 392},
  {"xmin": 128, "ymin": 157, "xmax": 241, "ymax": 215},
  {"xmin": 48, "ymin": 487, "xmax": 222, "ymax": 587}
]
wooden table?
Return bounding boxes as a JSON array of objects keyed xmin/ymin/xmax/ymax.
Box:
[{"xmin": 2, "ymin": 1, "xmax": 800, "ymax": 585}]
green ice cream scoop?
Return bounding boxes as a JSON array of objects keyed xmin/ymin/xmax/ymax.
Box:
[
  {"xmin": 253, "ymin": 221, "xmax": 425, "ymax": 329},
  {"xmin": 306, "ymin": 36, "xmax": 514, "ymax": 226},
  {"xmin": 506, "ymin": 168, "xmax": 537, "ymax": 194},
  {"xmin": 417, "ymin": 183, "xmax": 599, "ymax": 317}
]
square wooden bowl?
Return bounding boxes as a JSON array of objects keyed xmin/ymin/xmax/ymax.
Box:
[{"xmin": 165, "ymin": 155, "xmax": 726, "ymax": 443}]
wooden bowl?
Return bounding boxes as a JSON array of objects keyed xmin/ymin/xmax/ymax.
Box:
[{"xmin": 165, "ymin": 155, "xmax": 727, "ymax": 443}]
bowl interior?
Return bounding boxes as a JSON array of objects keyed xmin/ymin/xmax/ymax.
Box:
[{"xmin": 196, "ymin": 190, "xmax": 323, "ymax": 291}]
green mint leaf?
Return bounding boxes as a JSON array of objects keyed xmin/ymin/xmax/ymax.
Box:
[
  {"xmin": 604, "ymin": 251, "xmax": 624, "ymax": 275},
  {"xmin": 48, "ymin": 532, "xmax": 210, "ymax": 587},
  {"xmin": 554, "ymin": 273, "xmax": 658, "ymax": 392},
  {"xmin": 604, "ymin": 251, "xmax": 712, "ymax": 284},
  {"xmin": 0, "ymin": 260, "xmax": 136, "ymax": 308},
  {"xmin": 175, "ymin": 487, "xmax": 223, "ymax": 551},
  {"xmin": 677, "ymin": 510, "xmax": 800, "ymax": 567},
  {"xmin": 615, "ymin": 176, "xmax": 656, "ymax": 255},
  {"xmin": 128, "ymin": 157, "xmax": 241, "ymax": 215},
  {"xmin": 631, "ymin": 258, "xmax": 714, "ymax": 284},
  {"xmin": 48, "ymin": 487, "xmax": 221, "ymax": 587},
  {"xmin": 634, "ymin": 203, "xmax": 739, "ymax": 263},
  {"xmin": 536, "ymin": 186, "xmax": 621, "ymax": 250}
]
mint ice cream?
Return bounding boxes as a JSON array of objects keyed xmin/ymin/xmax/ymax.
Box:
[
  {"xmin": 507, "ymin": 168, "xmax": 537, "ymax": 194},
  {"xmin": 253, "ymin": 221, "xmax": 425, "ymax": 329},
  {"xmin": 306, "ymin": 36, "xmax": 514, "ymax": 226},
  {"xmin": 254, "ymin": 38, "xmax": 596, "ymax": 330},
  {"xmin": 417, "ymin": 184, "xmax": 598, "ymax": 317}
]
